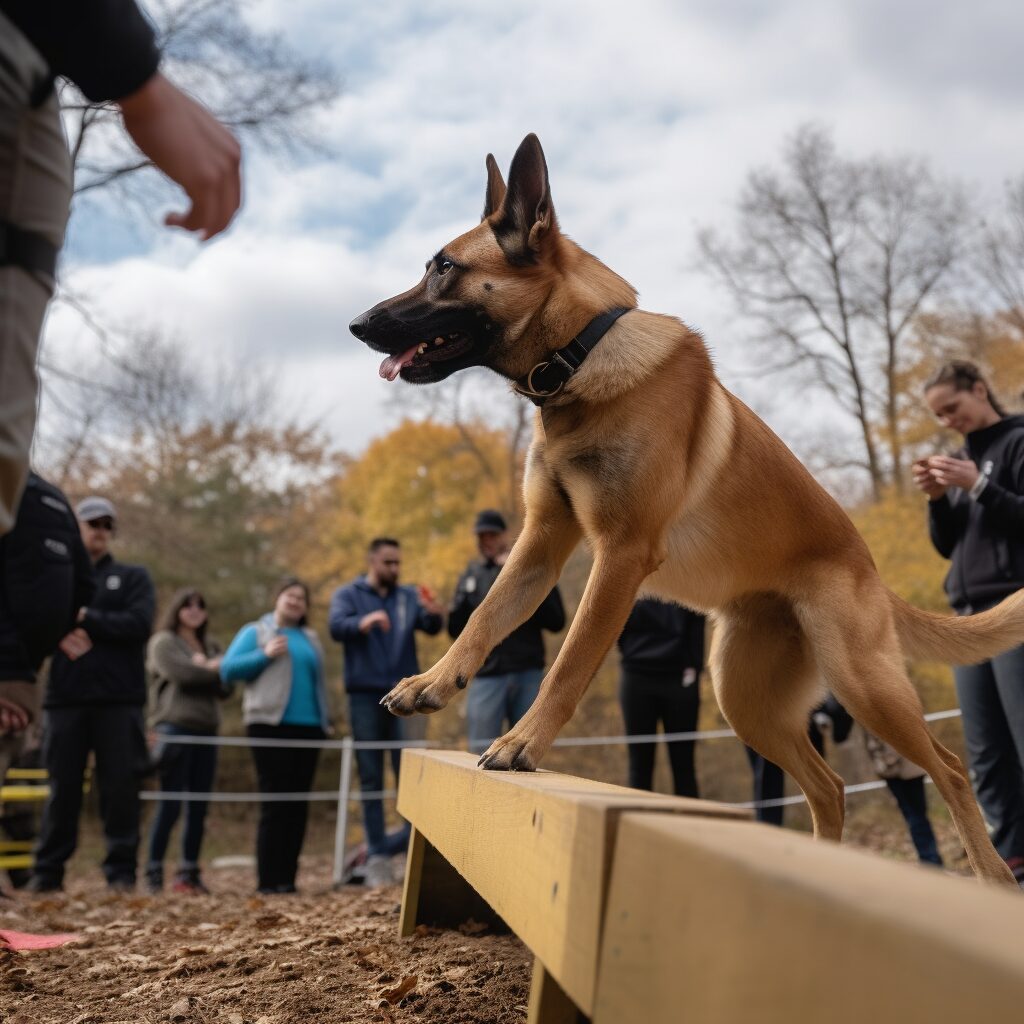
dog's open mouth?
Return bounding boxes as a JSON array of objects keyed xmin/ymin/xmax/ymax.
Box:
[{"xmin": 378, "ymin": 331, "xmax": 475, "ymax": 382}]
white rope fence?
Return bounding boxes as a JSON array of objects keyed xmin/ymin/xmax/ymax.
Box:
[{"xmin": 143, "ymin": 708, "xmax": 965, "ymax": 884}]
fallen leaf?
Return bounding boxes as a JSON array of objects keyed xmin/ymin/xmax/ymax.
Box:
[{"xmin": 380, "ymin": 975, "xmax": 417, "ymax": 1004}]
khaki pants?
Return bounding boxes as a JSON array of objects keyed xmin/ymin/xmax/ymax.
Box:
[{"xmin": 0, "ymin": 13, "xmax": 72, "ymax": 535}]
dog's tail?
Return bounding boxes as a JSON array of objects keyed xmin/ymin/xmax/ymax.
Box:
[{"xmin": 888, "ymin": 588, "xmax": 1024, "ymax": 664}]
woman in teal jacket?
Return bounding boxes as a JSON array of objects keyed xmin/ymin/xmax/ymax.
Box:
[{"xmin": 221, "ymin": 577, "xmax": 329, "ymax": 894}]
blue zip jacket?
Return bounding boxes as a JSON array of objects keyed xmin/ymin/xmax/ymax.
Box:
[{"xmin": 328, "ymin": 577, "xmax": 443, "ymax": 694}]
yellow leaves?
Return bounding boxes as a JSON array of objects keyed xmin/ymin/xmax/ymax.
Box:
[{"xmin": 291, "ymin": 417, "xmax": 524, "ymax": 610}]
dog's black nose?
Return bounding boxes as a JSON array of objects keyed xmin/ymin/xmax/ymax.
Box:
[{"xmin": 349, "ymin": 314, "xmax": 368, "ymax": 339}]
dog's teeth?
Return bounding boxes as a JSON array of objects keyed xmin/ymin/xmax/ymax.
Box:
[{"xmin": 417, "ymin": 343, "xmax": 427, "ymax": 355}]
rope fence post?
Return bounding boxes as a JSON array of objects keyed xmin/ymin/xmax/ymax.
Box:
[{"xmin": 332, "ymin": 736, "xmax": 355, "ymax": 886}]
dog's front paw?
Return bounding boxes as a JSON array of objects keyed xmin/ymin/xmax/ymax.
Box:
[
  {"xmin": 477, "ymin": 723, "xmax": 552, "ymax": 772},
  {"xmin": 381, "ymin": 667, "xmax": 468, "ymax": 717}
]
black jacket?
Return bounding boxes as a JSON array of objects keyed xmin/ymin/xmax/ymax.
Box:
[
  {"xmin": 928, "ymin": 415, "xmax": 1024, "ymax": 613},
  {"xmin": 46, "ymin": 552, "xmax": 155, "ymax": 707},
  {"xmin": 448, "ymin": 559, "xmax": 565, "ymax": 676},
  {"xmin": 0, "ymin": 0, "xmax": 160, "ymax": 102},
  {"xmin": 0, "ymin": 473, "xmax": 95, "ymax": 679},
  {"xmin": 617, "ymin": 598, "xmax": 706, "ymax": 676}
]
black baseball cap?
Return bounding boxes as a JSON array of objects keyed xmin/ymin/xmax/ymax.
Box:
[{"xmin": 473, "ymin": 509, "xmax": 507, "ymax": 534}]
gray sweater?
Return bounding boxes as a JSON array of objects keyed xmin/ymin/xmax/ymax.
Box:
[{"xmin": 147, "ymin": 630, "xmax": 224, "ymax": 733}]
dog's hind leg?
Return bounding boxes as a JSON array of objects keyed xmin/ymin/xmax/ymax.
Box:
[
  {"xmin": 710, "ymin": 597, "xmax": 846, "ymax": 841},
  {"xmin": 796, "ymin": 577, "xmax": 1017, "ymax": 888}
]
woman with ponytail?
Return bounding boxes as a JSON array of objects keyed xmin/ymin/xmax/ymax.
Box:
[{"xmin": 914, "ymin": 360, "xmax": 1024, "ymax": 883}]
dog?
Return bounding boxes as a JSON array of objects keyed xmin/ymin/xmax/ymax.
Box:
[{"xmin": 350, "ymin": 134, "xmax": 1024, "ymax": 886}]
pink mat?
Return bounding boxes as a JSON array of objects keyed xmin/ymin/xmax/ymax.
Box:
[{"xmin": 0, "ymin": 929, "xmax": 80, "ymax": 951}]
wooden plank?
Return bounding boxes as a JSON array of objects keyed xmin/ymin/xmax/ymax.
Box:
[
  {"xmin": 595, "ymin": 813, "xmax": 1024, "ymax": 1023},
  {"xmin": 527, "ymin": 958, "xmax": 585, "ymax": 1024},
  {"xmin": 399, "ymin": 826, "xmax": 505, "ymax": 937},
  {"xmin": 397, "ymin": 749, "xmax": 747, "ymax": 1015}
]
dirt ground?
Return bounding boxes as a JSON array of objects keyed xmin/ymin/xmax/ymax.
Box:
[
  {"xmin": 0, "ymin": 785, "xmax": 971, "ymax": 1024},
  {"xmin": 0, "ymin": 860, "xmax": 532, "ymax": 1024}
]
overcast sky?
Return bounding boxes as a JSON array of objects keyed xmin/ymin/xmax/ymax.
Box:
[{"xmin": 45, "ymin": 0, "xmax": 1024, "ymax": 455}]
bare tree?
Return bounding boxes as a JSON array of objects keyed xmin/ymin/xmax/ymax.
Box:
[
  {"xmin": 978, "ymin": 176, "xmax": 1024, "ymax": 338},
  {"xmin": 699, "ymin": 124, "xmax": 972, "ymax": 499},
  {"xmin": 65, "ymin": 0, "xmax": 340, "ymax": 203}
]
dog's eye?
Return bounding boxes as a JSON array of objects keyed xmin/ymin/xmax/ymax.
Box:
[{"xmin": 437, "ymin": 258, "xmax": 454, "ymax": 276}]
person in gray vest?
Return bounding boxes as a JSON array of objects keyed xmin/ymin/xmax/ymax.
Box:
[{"xmin": 220, "ymin": 577, "xmax": 330, "ymax": 894}]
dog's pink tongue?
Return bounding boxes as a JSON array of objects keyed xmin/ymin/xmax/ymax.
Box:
[{"xmin": 379, "ymin": 343, "xmax": 421, "ymax": 382}]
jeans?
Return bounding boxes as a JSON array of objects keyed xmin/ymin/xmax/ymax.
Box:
[
  {"xmin": 347, "ymin": 692, "xmax": 409, "ymax": 858},
  {"xmin": 885, "ymin": 775, "xmax": 942, "ymax": 866},
  {"xmin": 34, "ymin": 705, "xmax": 147, "ymax": 886},
  {"xmin": 146, "ymin": 724, "xmax": 217, "ymax": 877},
  {"xmin": 247, "ymin": 723, "xmax": 323, "ymax": 891},
  {"xmin": 619, "ymin": 669, "xmax": 700, "ymax": 797},
  {"xmin": 466, "ymin": 668, "xmax": 544, "ymax": 754},
  {"xmin": 954, "ymin": 643, "xmax": 1024, "ymax": 861}
]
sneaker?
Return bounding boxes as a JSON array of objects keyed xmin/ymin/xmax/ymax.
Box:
[
  {"xmin": 363, "ymin": 854, "xmax": 393, "ymax": 888},
  {"xmin": 171, "ymin": 877, "xmax": 210, "ymax": 895},
  {"xmin": 171, "ymin": 867, "xmax": 209, "ymax": 894},
  {"xmin": 340, "ymin": 842, "xmax": 368, "ymax": 885},
  {"xmin": 145, "ymin": 866, "xmax": 164, "ymax": 894}
]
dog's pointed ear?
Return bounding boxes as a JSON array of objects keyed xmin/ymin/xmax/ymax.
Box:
[
  {"xmin": 493, "ymin": 134, "xmax": 556, "ymax": 260},
  {"xmin": 482, "ymin": 154, "xmax": 507, "ymax": 221}
]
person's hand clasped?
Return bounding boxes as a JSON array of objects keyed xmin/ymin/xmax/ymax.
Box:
[
  {"xmin": 927, "ymin": 455, "xmax": 980, "ymax": 491},
  {"xmin": 359, "ymin": 610, "xmax": 391, "ymax": 634},
  {"xmin": 0, "ymin": 697, "xmax": 30, "ymax": 735},
  {"xmin": 912, "ymin": 457, "xmax": 948, "ymax": 500},
  {"xmin": 263, "ymin": 635, "xmax": 289, "ymax": 659},
  {"xmin": 58, "ymin": 628, "xmax": 93, "ymax": 661},
  {"xmin": 118, "ymin": 72, "xmax": 242, "ymax": 241}
]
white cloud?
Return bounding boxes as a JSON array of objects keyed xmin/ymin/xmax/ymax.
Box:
[{"xmin": 43, "ymin": 0, "xmax": 1024, "ymax": 458}]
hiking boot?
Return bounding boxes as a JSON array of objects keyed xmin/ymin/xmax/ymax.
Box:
[{"xmin": 363, "ymin": 854, "xmax": 393, "ymax": 888}]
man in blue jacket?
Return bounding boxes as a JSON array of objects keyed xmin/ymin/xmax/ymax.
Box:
[{"xmin": 329, "ymin": 537, "xmax": 443, "ymax": 886}]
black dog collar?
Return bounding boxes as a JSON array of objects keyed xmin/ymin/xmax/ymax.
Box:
[{"xmin": 513, "ymin": 307, "xmax": 631, "ymax": 406}]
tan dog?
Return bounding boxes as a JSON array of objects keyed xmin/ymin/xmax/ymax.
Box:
[{"xmin": 350, "ymin": 134, "xmax": 1024, "ymax": 887}]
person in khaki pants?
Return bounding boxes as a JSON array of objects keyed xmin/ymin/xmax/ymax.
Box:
[{"xmin": 0, "ymin": 0, "xmax": 242, "ymax": 537}]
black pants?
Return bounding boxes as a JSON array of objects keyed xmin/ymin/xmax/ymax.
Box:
[
  {"xmin": 247, "ymin": 723, "xmax": 323, "ymax": 892},
  {"xmin": 34, "ymin": 704, "xmax": 147, "ymax": 886},
  {"xmin": 619, "ymin": 669, "xmax": 700, "ymax": 798}
]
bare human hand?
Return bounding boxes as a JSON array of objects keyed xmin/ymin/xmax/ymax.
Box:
[
  {"xmin": 911, "ymin": 458, "xmax": 947, "ymax": 500},
  {"xmin": 118, "ymin": 72, "xmax": 242, "ymax": 241},
  {"xmin": 263, "ymin": 635, "xmax": 289, "ymax": 659},
  {"xmin": 928, "ymin": 455, "xmax": 980, "ymax": 492},
  {"xmin": 59, "ymin": 628, "xmax": 93, "ymax": 661},
  {"xmin": 360, "ymin": 610, "xmax": 391, "ymax": 634},
  {"xmin": 0, "ymin": 697, "xmax": 29, "ymax": 734}
]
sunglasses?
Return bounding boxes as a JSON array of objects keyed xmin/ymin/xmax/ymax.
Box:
[
  {"xmin": 87, "ymin": 518, "xmax": 115, "ymax": 531},
  {"xmin": 183, "ymin": 597, "xmax": 207, "ymax": 611}
]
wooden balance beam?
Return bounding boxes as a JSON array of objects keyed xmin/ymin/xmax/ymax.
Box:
[
  {"xmin": 396, "ymin": 748, "xmax": 749, "ymax": 1023},
  {"xmin": 595, "ymin": 813, "xmax": 1024, "ymax": 1023}
]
